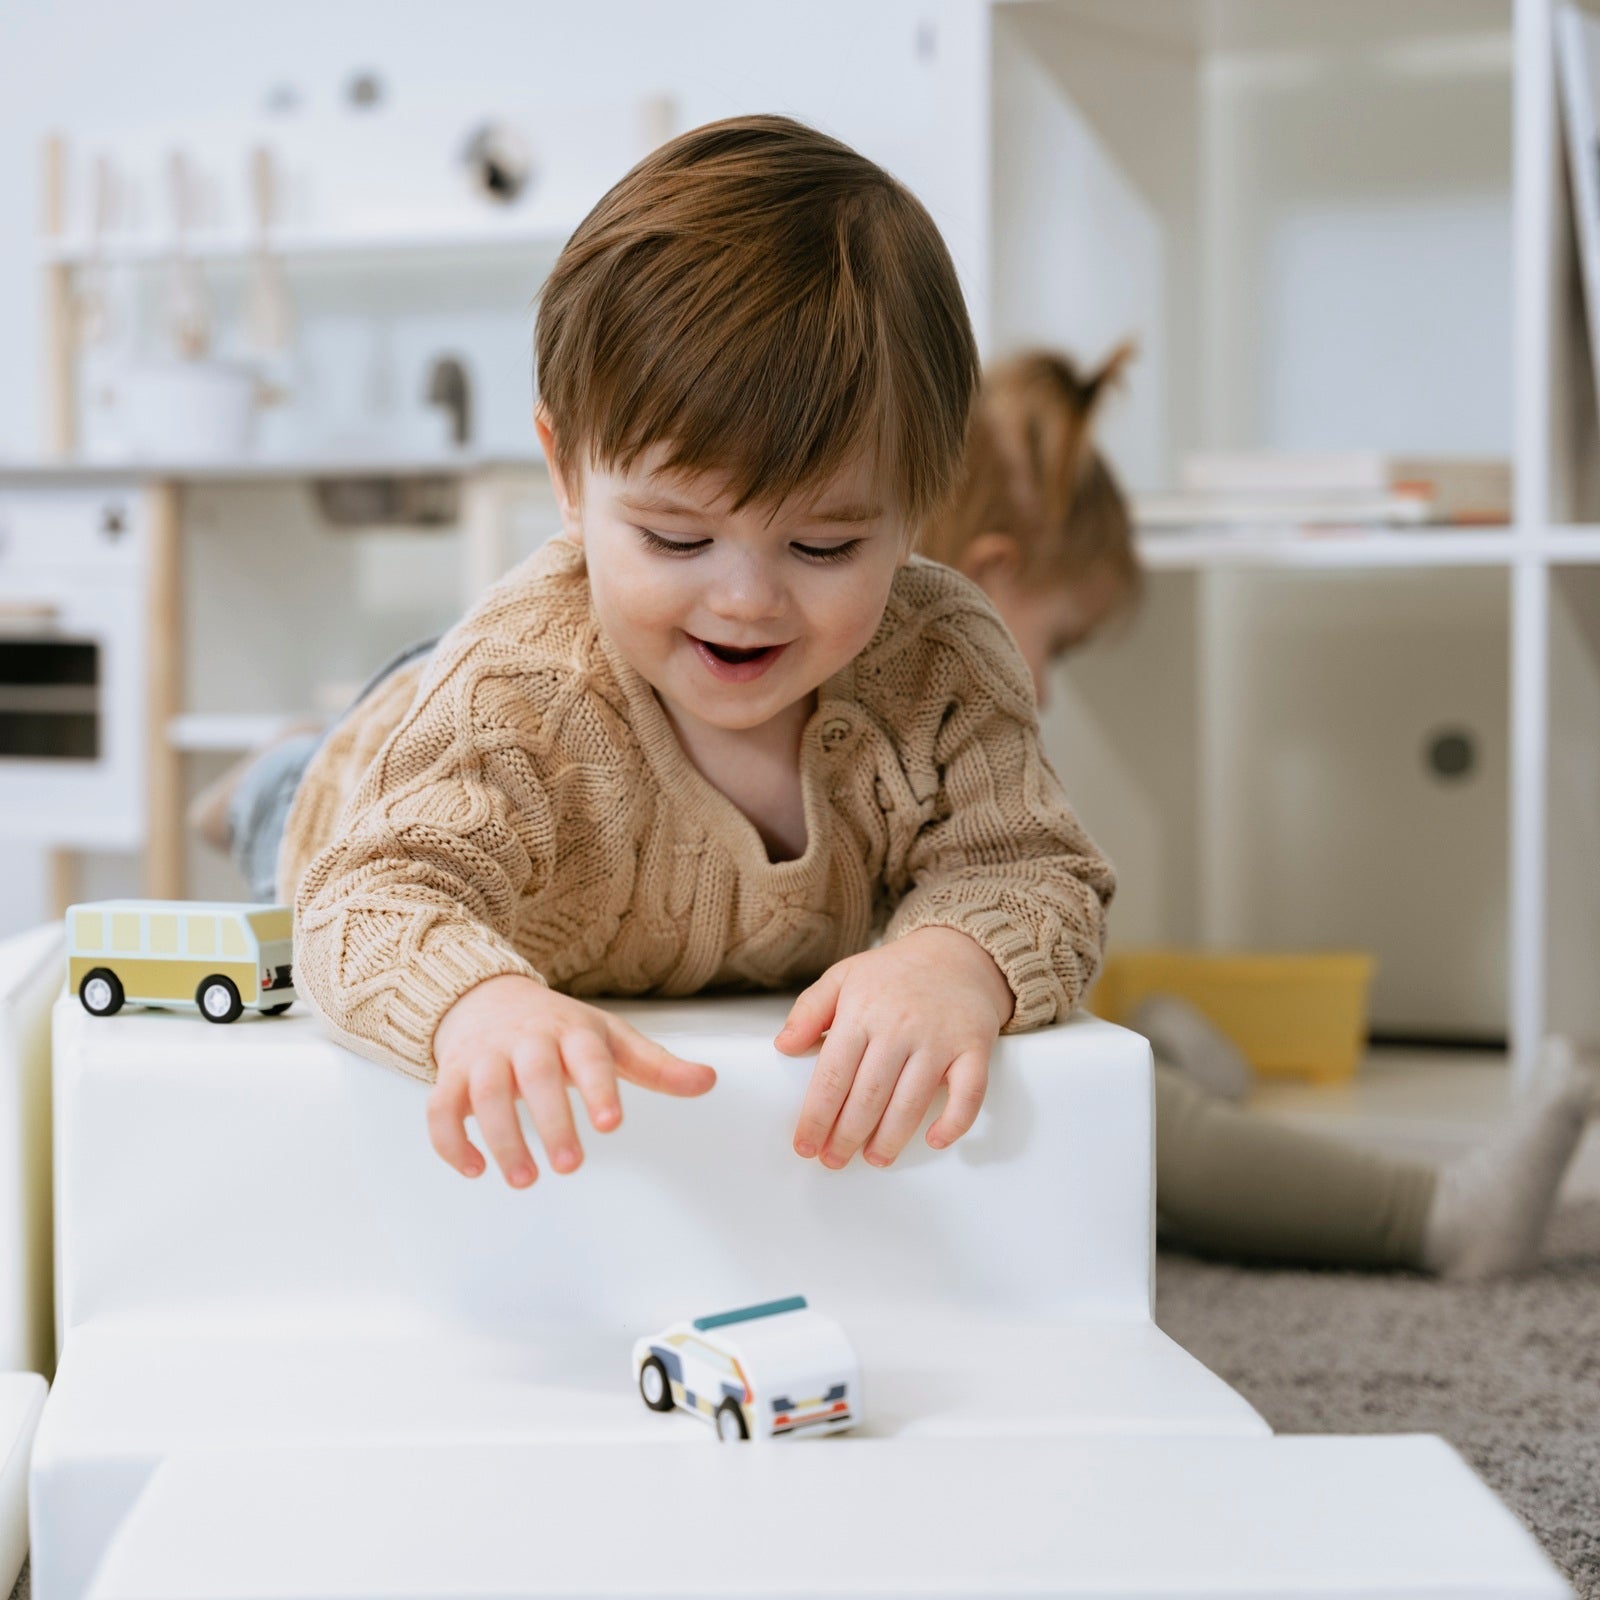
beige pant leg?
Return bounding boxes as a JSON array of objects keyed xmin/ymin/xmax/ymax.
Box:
[{"xmin": 1154, "ymin": 1060, "xmax": 1437, "ymax": 1269}]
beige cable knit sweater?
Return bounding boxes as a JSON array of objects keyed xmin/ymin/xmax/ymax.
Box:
[{"xmin": 282, "ymin": 535, "xmax": 1115, "ymax": 1081}]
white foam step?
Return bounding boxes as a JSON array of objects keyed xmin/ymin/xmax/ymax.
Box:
[
  {"xmin": 0, "ymin": 1373, "xmax": 47, "ymax": 1599},
  {"xmin": 87, "ymin": 1434, "xmax": 1567, "ymax": 1600}
]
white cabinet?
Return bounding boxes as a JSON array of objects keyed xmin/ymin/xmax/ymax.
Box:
[{"xmin": 0, "ymin": 486, "xmax": 150, "ymax": 849}]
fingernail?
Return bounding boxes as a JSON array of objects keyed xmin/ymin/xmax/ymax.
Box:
[
  {"xmin": 464, "ymin": 1158, "xmax": 484, "ymax": 1178},
  {"xmin": 865, "ymin": 1152, "xmax": 887, "ymax": 1168},
  {"xmin": 510, "ymin": 1166, "xmax": 534, "ymax": 1186},
  {"xmin": 795, "ymin": 1140, "xmax": 816, "ymax": 1159},
  {"xmin": 595, "ymin": 1107, "xmax": 620, "ymax": 1131},
  {"xmin": 552, "ymin": 1149, "xmax": 579, "ymax": 1174},
  {"xmin": 927, "ymin": 1135, "xmax": 947, "ymax": 1150},
  {"xmin": 821, "ymin": 1151, "xmax": 846, "ymax": 1170}
]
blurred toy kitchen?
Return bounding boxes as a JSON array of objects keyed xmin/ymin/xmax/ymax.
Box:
[{"xmin": 2, "ymin": 0, "xmax": 1597, "ymax": 1124}]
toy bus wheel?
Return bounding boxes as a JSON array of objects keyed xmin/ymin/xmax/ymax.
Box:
[
  {"xmin": 260, "ymin": 1002, "xmax": 292, "ymax": 1016},
  {"xmin": 79, "ymin": 969, "xmax": 124, "ymax": 1017},
  {"xmin": 715, "ymin": 1399, "xmax": 749, "ymax": 1442},
  {"xmin": 638, "ymin": 1357, "xmax": 674, "ymax": 1413},
  {"xmin": 196, "ymin": 976, "xmax": 243, "ymax": 1024}
]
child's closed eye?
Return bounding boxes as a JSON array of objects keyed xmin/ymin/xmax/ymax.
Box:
[{"xmin": 636, "ymin": 528, "xmax": 862, "ymax": 564}]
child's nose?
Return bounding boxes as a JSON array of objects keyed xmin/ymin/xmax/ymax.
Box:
[{"xmin": 706, "ymin": 563, "xmax": 787, "ymax": 621}]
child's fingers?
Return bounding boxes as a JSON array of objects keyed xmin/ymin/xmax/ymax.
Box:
[
  {"xmin": 608, "ymin": 1019, "xmax": 717, "ymax": 1097},
  {"xmin": 776, "ymin": 967, "xmax": 845, "ymax": 1054},
  {"xmin": 556, "ymin": 1027, "xmax": 624, "ymax": 1135},
  {"xmin": 426, "ymin": 1073, "xmax": 485, "ymax": 1178},
  {"xmin": 863, "ymin": 1051, "xmax": 948, "ymax": 1167},
  {"xmin": 927, "ymin": 1050, "xmax": 990, "ymax": 1149},
  {"xmin": 469, "ymin": 1060, "xmax": 539, "ymax": 1187},
  {"xmin": 792, "ymin": 1020, "xmax": 869, "ymax": 1158},
  {"xmin": 821, "ymin": 1041, "xmax": 910, "ymax": 1168},
  {"xmin": 512, "ymin": 1035, "xmax": 583, "ymax": 1176}
]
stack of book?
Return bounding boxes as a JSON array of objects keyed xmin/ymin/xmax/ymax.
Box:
[{"xmin": 1134, "ymin": 452, "xmax": 1512, "ymax": 534}]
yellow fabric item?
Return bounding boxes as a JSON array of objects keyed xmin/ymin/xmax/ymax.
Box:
[
  {"xmin": 1093, "ymin": 948, "xmax": 1374, "ymax": 1082},
  {"xmin": 281, "ymin": 537, "xmax": 1115, "ymax": 1082}
]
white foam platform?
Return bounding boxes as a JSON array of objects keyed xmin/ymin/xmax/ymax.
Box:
[
  {"xmin": 0, "ymin": 1373, "xmax": 46, "ymax": 1600},
  {"xmin": 30, "ymin": 985, "xmax": 1571, "ymax": 1598},
  {"xmin": 0, "ymin": 922, "xmax": 60, "ymax": 1377},
  {"xmin": 86, "ymin": 1436, "xmax": 1567, "ymax": 1600}
]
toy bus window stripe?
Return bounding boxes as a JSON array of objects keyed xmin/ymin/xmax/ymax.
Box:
[
  {"xmin": 111, "ymin": 913, "xmax": 141, "ymax": 953},
  {"xmin": 73, "ymin": 912, "xmax": 102, "ymax": 950},
  {"xmin": 221, "ymin": 918, "xmax": 247, "ymax": 958},
  {"xmin": 185, "ymin": 916, "xmax": 216, "ymax": 957},
  {"xmin": 149, "ymin": 914, "xmax": 179, "ymax": 955},
  {"xmin": 692, "ymin": 1296, "xmax": 807, "ymax": 1332}
]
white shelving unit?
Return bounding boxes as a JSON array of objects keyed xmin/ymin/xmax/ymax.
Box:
[{"xmin": 992, "ymin": 0, "xmax": 1598, "ymax": 1087}]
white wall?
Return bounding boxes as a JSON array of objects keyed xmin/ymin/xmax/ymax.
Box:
[
  {"xmin": 0, "ymin": 0, "xmax": 991, "ymax": 937},
  {"xmin": 1200, "ymin": 31, "xmax": 1513, "ymax": 454},
  {"xmin": 989, "ymin": 4, "xmax": 1200, "ymax": 493}
]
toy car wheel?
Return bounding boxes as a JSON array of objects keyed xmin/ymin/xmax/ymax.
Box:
[
  {"xmin": 638, "ymin": 1357, "xmax": 674, "ymax": 1412},
  {"xmin": 196, "ymin": 975, "xmax": 243, "ymax": 1024},
  {"xmin": 79, "ymin": 968, "xmax": 124, "ymax": 1017},
  {"xmin": 715, "ymin": 1399, "xmax": 749, "ymax": 1442},
  {"xmin": 259, "ymin": 1002, "xmax": 292, "ymax": 1016}
]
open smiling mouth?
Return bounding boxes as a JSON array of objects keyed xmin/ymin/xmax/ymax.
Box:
[
  {"xmin": 690, "ymin": 636, "xmax": 789, "ymax": 679},
  {"xmin": 700, "ymin": 640, "xmax": 777, "ymax": 663}
]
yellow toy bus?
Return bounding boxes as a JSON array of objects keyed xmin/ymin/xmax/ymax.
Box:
[{"xmin": 66, "ymin": 900, "xmax": 297, "ymax": 1024}]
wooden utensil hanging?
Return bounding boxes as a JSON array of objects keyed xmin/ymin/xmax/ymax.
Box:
[
  {"xmin": 163, "ymin": 148, "xmax": 211, "ymax": 360},
  {"xmin": 245, "ymin": 145, "xmax": 295, "ymax": 360}
]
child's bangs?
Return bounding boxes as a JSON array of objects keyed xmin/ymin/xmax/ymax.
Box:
[{"xmin": 591, "ymin": 291, "xmax": 899, "ymax": 524}]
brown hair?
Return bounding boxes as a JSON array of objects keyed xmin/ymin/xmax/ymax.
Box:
[
  {"xmin": 919, "ymin": 344, "xmax": 1142, "ymax": 613},
  {"xmin": 533, "ymin": 114, "xmax": 980, "ymax": 534}
]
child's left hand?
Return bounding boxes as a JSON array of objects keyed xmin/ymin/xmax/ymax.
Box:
[{"xmin": 775, "ymin": 926, "xmax": 1015, "ymax": 1168}]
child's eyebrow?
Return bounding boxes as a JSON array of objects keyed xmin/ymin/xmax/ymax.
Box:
[{"xmin": 617, "ymin": 492, "xmax": 883, "ymax": 526}]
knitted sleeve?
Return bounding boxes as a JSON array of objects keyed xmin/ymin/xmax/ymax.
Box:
[
  {"xmin": 881, "ymin": 601, "xmax": 1116, "ymax": 1033},
  {"xmin": 291, "ymin": 637, "xmax": 555, "ymax": 1082}
]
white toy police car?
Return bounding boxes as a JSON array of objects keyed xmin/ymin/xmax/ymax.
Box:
[{"xmin": 632, "ymin": 1295, "xmax": 861, "ymax": 1441}]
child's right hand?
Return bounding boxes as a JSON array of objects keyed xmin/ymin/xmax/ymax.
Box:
[{"xmin": 427, "ymin": 974, "xmax": 716, "ymax": 1186}]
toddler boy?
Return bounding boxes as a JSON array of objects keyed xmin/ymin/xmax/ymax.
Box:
[{"xmin": 282, "ymin": 114, "xmax": 1116, "ymax": 1186}]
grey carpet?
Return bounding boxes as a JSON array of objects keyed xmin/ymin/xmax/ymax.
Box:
[
  {"xmin": 10, "ymin": 1202, "xmax": 1597, "ymax": 1599},
  {"xmin": 1154, "ymin": 1197, "xmax": 1600, "ymax": 1596}
]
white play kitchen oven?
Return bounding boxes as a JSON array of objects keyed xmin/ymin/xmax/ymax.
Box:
[{"xmin": 0, "ymin": 482, "xmax": 150, "ymax": 849}]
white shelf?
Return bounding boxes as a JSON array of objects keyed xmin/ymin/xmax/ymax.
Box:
[
  {"xmin": 1541, "ymin": 525, "xmax": 1600, "ymax": 560},
  {"xmin": 166, "ymin": 713, "xmax": 312, "ymax": 754},
  {"xmin": 39, "ymin": 219, "xmax": 575, "ymax": 270},
  {"xmin": 990, "ymin": 0, "xmax": 1513, "ymax": 55},
  {"xmin": 1136, "ymin": 528, "xmax": 1523, "ymax": 570},
  {"xmin": 0, "ymin": 449, "xmax": 544, "ymax": 485}
]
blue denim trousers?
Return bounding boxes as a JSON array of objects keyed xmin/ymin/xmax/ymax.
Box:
[{"xmin": 226, "ymin": 635, "xmax": 439, "ymax": 901}]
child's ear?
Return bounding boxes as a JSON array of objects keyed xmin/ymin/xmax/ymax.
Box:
[
  {"xmin": 534, "ymin": 405, "xmax": 584, "ymax": 542},
  {"xmin": 955, "ymin": 531, "xmax": 1023, "ymax": 589}
]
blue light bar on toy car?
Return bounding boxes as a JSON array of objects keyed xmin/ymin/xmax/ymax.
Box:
[{"xmin": 692, "ymin": 1295, "xmax": 807, "ymax": 1332}]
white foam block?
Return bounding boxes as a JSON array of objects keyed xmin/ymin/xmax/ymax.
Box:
[
  {"xmin": 0, "ymin": 1372, "xmax": 46, "ymax": 1599},
  {"xmin": 0, "ymin": 923, "xmax": 61, "ymax": 1377},
  {"xmin": 87, "ymin": 1434, "xmax": 1568, "ymax": 1600},
  {"xmin": 51, "ymin": 996, "xmax": 1163, "ymax": 1335}
]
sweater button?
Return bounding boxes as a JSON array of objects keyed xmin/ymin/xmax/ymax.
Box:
[{"xmin": 819, "ymin": 717, "xmax": 851, "ymax": 749}]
